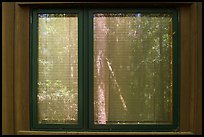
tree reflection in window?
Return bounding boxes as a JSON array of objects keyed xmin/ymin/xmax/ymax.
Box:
[
  {"xmin": 94, "ymin": 13, "xmax": 173, "ymax": 124},
  {"xmin": 37, "ymin": 14, "xmax": 78, "ymax": 124}
]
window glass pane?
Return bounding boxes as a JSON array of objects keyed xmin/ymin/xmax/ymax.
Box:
[
  {"xmin": 94, "ymin": 13, "xmax": 173, "ymax": 124},
  {"xmin": 37, "ymin": 14, "xmax": 78, "ymax": 124}
]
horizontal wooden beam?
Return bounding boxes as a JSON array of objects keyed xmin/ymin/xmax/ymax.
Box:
[
  {"xmin": 17, "ymin": 2, "xmax": 194, "ymax": 6},
  {"xmin": 18, "ymin": 131, "xmax": 194, "ymax": 135}
]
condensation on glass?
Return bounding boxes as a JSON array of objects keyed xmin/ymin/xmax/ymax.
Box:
[
  {"xmin": 37, "ymin": 14, "xmax": 78, "ymax": 124},
  {"xmin": 94, "ymin": 13, "xmax": 173, "ymax": 124}
]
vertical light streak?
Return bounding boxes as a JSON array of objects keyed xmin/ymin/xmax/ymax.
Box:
[
  {"xmin": 95, "ymin": 16, "xmax": 107, "ymax": 124},
  {"xmin": 96, "ymin": 51, "xmax": 107, "ymax": 124},
  {"xmin": 169, "ymin": 18, "xmax": 173, "ymax": 122}
]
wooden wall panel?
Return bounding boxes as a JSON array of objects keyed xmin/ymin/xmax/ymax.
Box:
[
  {"xmin": 196, "ymin": 3, "xmax": 202, "ymax": 135},
  {"xmin": 189, "ymin": 3, "xmax": 202, "ymax": 135},
  {"xmin": 179, "ymin": 3, "xmax": 202, "ymax": 134},
  {"xmin": 180, "ymin": 5, "xmax": 191, "ymax": 132},
  {"xmin": 2, "ymin": 2, "xmax": 15, "ymax": 135},
  {"xmin": 14, "ymin": 3, "xmax": 30, "ymax": 134}
]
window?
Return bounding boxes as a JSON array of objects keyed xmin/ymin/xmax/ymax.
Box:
[
  {"xmin": 30, "ymin": 8, "xmax": 179, "ymax": 131},
  {"xmin": 31, "ymin": 9, "xmax": 83, "ymax": 130}
]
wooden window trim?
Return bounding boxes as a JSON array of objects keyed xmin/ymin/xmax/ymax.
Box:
[{"xmin": 2, "ymin": 2, "xmax": 202, "ymax": 135}]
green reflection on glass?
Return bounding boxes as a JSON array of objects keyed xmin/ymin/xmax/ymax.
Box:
[
  {"xmin": 37, "ymin": 14, "xmax": 78, "ymax": 124},
  {"xmin": 93, "ymin": 13, "xmax": 172, "ymax": 125}
]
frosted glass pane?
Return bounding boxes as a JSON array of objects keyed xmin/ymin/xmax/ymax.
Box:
[
  {"xmin": 37, "ymin": 14, "xmax": 78, "ymax": 124},
  {"xmin": 94, "ymin": 13, "xmax": 173, "ymax": 124}
]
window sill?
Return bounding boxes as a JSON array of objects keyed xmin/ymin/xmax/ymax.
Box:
[{"xmin": 18, "ymin": 131, "xmax": 194, "ymax": 135}]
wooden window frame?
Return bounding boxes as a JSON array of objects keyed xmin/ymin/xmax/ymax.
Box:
[
  {"xmin": 30, "ymin": 7, "xmax": 179, "ymax": 132},
  {"xmin": 2, "ymin": 2, "xmax": 202, "ymax": 135}
]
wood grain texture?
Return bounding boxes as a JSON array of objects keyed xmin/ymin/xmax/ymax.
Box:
[
  {"xmin": 18, "ymin": 131, "xmax": 194, "ymax": 135},
  {"xmin": 196, "ymin": 3, "xmax": 202, "ymax": 135},
  {"xmin": 16, "ymin": 2, "xmax": 194, "ymax": 5},
  {"xmin": 14, "ymin": 3, "xmax": 30, "ymax": 134},
  {"xmin": 189, "ymin": 3, "xmax": 202, "ymax": 135},
  {"xmin": 179, "ymin": 3, "xmax": 202, "ymax": 134},
  {"xmin": 180, "ymin": 5, "xmax": 191, "ymax": 132},
  {"xmin": 2, "ymin": 2, "xmax": 15, "ymax": 135}
]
